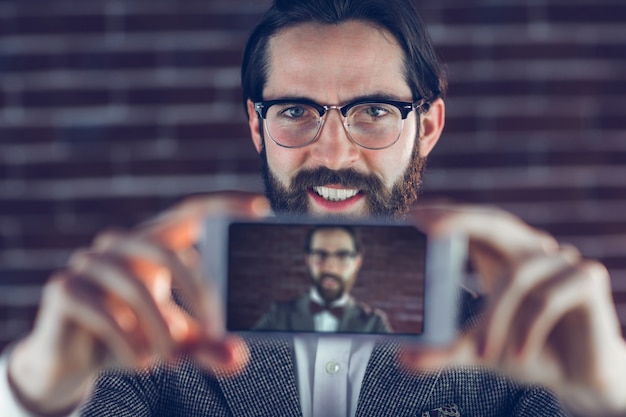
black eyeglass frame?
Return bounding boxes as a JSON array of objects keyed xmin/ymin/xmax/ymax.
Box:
[
  {"xmin": 307, "ymin": 249, "xmax": 359, "ymax": 264},
  {"xmin": 253, "ymin": 98, "xmax": 428, "ymax": 150},
  {"xmin": 254, "ymin": 98, "xmax": 425, "ymax": 119}
]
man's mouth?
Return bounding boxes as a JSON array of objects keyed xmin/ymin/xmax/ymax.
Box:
[
  {"xmin": 321, "ymin": 276, "xmax": 341, "ymax": 289},
  {"xmin": 313, "ymin": 186, "xmax": 360, "ymax": 202}
]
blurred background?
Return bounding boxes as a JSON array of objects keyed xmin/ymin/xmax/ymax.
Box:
[{"xmin": 0, "ymin": 0, "xmax": 625, "ymax": 350}]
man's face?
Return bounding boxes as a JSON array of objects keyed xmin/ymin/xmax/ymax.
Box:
[
  {"xmin": 248, "ymin": 21, "xmax": 443, "ymax": 219},
  {"xmin": 306, "ymin": 228, "xmax": 363, "ymax": 303}
]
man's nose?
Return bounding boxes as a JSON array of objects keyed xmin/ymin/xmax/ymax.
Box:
[
  {"xmin": 320, "ymin": 255, "xmax": 343, "ymax": 272},
  {"xmin": 308, "ymin": 109, "xmax": 360, "ymax": 170}
]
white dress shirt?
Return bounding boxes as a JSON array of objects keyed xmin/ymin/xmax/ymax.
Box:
[
  {"xmin": 299, "ymin": 290, "xmax": 377, "ymax": 416},
  {"xmin": 294, "ymin": 336, "xmax": 374, "ymax": 417}
]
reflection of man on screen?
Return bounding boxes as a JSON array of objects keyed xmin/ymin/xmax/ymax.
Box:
[{"xmin": 254, "ymin": 226, "xmax": 392, "ymax": 333}]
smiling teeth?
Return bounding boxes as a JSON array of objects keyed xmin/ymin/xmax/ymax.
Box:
[{"xmin": 313, "ymin": 186, "xmax": 359, "ymax": 201}]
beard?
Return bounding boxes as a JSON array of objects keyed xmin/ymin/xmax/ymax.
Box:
[
  {"xmin": 311, "ymin": 272, "xmax": 346, "ymax": 303},
  {"xmin": 260, "ymin": 141, "xmax": 426, "ymax": 220}
]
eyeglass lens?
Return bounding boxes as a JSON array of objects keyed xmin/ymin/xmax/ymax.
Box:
[
  {"xmin": 264, "ymin": 102, "xmax": 404, "ymax": 149},
  {"xmin": 309, "ymin": 249, "xmax": 357, "ymax": 265}
]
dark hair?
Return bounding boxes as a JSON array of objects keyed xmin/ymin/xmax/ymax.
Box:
[
  {"xmin": 304, "ymin": 225, "xmax": 362, "ymax": 254},
  {"xmin": 241, "ymin": 0, "xmax": 447, "ymax": 115}
]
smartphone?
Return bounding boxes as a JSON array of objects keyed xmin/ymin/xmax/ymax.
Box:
[{"xmin": 201, "ymin": 217, "xmax": 466, "ymax": 345}]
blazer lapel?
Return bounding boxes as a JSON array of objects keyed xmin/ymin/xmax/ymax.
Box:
[
  {"xmin": 293, "ymin": 294, "xmax": 316, "ymax": 331},
  {"xmin": 338, "ymin": 299, "xmax": 359, "ymax": 332},
  {"xmin": 216, "ymin": 337, "xmax": 302, "ymax": 417},
  {"xmin": 355, "ymin": 341, "xmax": 442, "ymax": 417}
]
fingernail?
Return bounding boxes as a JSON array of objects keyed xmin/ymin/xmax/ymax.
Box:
[{"xmin": 251, "ymin": 197, "xmax": 272, "ymax": 216}]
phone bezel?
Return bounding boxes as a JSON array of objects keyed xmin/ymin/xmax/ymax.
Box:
[{"xmin": 201, "ymin": 216, "xmax": 465, "ymax": 346}]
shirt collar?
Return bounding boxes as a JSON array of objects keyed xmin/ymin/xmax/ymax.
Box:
[{"xmin": 309, "ymin": 287, "xmax": 350, "ymax": 307}]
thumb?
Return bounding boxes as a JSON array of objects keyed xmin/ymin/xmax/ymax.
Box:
[{"xmin": 189, "ymin": 336, "xmax": 250, "ymax": 376}]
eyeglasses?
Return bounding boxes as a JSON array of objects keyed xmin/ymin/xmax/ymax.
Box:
[
  {"xmin": 254, "ymin": 98, "xmax": 426, "ymax": 150},
  {"xmin": 308, "ymin": 249, "xmax": 358, "ymax": 266}
]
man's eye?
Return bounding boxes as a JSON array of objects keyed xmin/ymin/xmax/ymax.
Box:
[
  {"xmin": 312, "ymin": 250, "xmax": 329, "ymax": 259},
  {"xmin": 280, "ymin": 106, "xmax": 307, "ymax": 118},
  {"xmin": 336, "ymin": 251, "xmax": 354, "ymax": 261},
  {"xmin": 364, "ymin": 105, "xmax": 389, "ymax": 118},
  {"xmin": 351, "ymin": 103, "xmax": 395, "ymax": 121}
]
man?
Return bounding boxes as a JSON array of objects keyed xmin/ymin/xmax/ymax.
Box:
[
  {"xmin": 254, "ymin": 226, "xmax": 392, "ymax": 333},
  {"xmin": 3, "ymin": 0, "xmax": 626, "ymax": 416}
]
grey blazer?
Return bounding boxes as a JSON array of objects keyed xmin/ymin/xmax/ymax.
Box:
[
  {"xmin": 79, "ymin": 292, "xmax": 570, "ymax": 416},
  {"xmin": 253, "ymin": 294, "xmax": 392, "ymax": 333}
]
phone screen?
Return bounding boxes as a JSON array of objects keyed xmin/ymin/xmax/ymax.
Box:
[{"xmin": 226, "ymin": 222, "xmax": 427, "ymax": 336}]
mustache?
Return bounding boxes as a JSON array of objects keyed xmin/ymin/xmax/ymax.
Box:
[
  {"xmin": 319, "ymin": 273, "xmax": 343, "ymax": 283},
  {"xmin": 290, "ymin": 166, "xmax": 384, "ymax": 193},
  {"xmin": 260, "ymin": 143, "xmax": 426, "ymax": 219}
]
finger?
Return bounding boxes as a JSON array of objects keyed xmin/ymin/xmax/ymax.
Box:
[
  {"xmin": 480, "ymin": 249, "xmax": 580, "ymax": 361},
  {"xmin": 513, "ymin": 260, "xmax": 615, "ymax": 370},
  {"xmin": 411, "ymin": 203, "xmax": 558, "ymax": 262},
  {"xmin": 512, "ymin": 267, "xmax": 589, "ymax": 363},
  {"xmin": 92, "ymin": 231, "xmax": 221, "ymax": 339},
  {"xmin": 45, "ymin": 272, "xmax": 149, "ymax": 368},
  {"xmin": 190, "ymin": 335, "xmax": 250, "ymax": 376},
  {"xmin": 482, "ymin": 261, "xmax": 610, "ymax": 389},
  {"xmin": 398, "ymin": 252, "xmax": 581, "ymax": 372},
  {"xmin": 138, "ymin": 192, "xmax": 271, "ymax": 249},
  {"xmin": 68, "ymin": 251, "xmax": 176, "ymax": 357},
  {"xmin": 401, "ymin": 259, "xmax": 613, "ymax": 387}
]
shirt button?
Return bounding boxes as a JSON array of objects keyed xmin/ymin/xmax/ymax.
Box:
[{"xmin": 325, "ymin": 361, "xmax": 340, "ymax": 374}]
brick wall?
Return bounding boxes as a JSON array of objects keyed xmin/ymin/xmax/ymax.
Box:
[{"xmin": 1, "ymin": 0, "xmax": 625, "ymax": 349}]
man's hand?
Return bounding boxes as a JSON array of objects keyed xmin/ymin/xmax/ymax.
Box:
[
  {"xmin": 7, "ymin": 192, "xmax": 270, "ymax": 416},
  {"xmin": 405, "ymin": 204, "xmax": 626, "ymax": 416}
]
